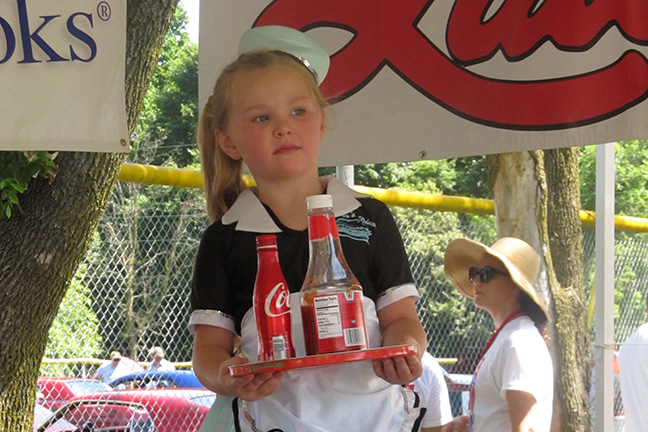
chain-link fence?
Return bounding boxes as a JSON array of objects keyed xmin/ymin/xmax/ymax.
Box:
[{"xmin": 38, "ymin": 179, "xmax": 648, "ymax": 429}]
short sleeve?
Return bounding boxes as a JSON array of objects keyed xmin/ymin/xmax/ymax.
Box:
[
  {"xmin": 368, "ymin": 201, "xmax": 418, "ymax": 309},
  {"xmin": 500, "ymin": 328, "xmax": 551, "ymax": 402},
  {"xmin": 188, "ymin": 222, "xmax": 235, "ymax": 333}
]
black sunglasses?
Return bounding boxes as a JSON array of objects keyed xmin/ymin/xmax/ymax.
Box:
[{"xmin": 468, "ymin": 266, "xmax": 509, "ymax": 283}]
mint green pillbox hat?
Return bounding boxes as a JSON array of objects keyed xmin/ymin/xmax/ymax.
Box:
[{"xmin": 238, "ymin": 25, "xmax": 330, "ymax": 85}]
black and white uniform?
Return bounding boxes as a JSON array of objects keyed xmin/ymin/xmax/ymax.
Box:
[{"xmin": 190, "ymin": 175, "xmax": 424, "ymax": 432}]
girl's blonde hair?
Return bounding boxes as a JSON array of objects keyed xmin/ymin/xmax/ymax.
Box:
[{"xmin": 198, "ymin": 50, "xmax": 329, "ymax": 222}]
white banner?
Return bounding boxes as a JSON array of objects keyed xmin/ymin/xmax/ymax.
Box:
[
  {"xmin": 0, "ymin": 0, "xmax": 128, "ymax": 152},
  {"xmin": 199, "ymin": 0, "xmax": 648, "ymax": 166}
]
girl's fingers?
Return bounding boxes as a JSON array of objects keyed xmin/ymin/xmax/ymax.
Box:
[
  {"xmin": 239, "ymin": 371, "xmax": 286, "ymax": 401},
  {"xmin": 373, "ymin": 354, "xmax": 423, "ymax": 385},
  {"xmin": 404, "ymin": 354, "xmax": 423, "ymax": 379}
]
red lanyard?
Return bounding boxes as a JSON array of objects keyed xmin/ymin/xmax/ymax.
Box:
[{"xmin": 468, "ymin": 309, "xmax": 522, "ymax": 414}]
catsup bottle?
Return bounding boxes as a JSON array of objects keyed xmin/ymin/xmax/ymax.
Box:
[
  {"xmin": 300, "ymin": 194, "xmax": 368, "ymax": 355},
  {"xmin": 253, "ymin": 234, "xmax": 295, "ymax": 361}
]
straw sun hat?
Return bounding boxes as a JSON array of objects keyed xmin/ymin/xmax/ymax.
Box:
[{"xmin": 444, "ymin": 237, "xmax": 548, "ymax": 321}]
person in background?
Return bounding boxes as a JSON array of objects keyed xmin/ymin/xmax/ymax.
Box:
[
  {"xmin": 443, "ymin": 237, "xmax": 553, "ymax": 432},
  {"xmin": 618, "ymin": 292, "xmax": 648, "ymax": 432},
  {"xmin": 146, "ymin": 346, "xmax": 175, "ymax": 372},
  {"xmin": 189, "ymin": 24, "xmax": 427, "ymax": 431},
  {"xmin": 409, "ymin": 351, "xmax": 453, "ymax": 431},
  {"xmin": 94, "ymin": 351, "xmax": 123, "ymax": 383}
]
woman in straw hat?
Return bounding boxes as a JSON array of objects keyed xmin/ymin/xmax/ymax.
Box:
[{"xmin": 443, "ymin": 237, "xmax": 553, "ymax": 432}]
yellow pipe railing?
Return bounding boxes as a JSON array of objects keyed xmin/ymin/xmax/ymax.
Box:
[
  {"xmin": 352, "ymin": 185, "xmax": 495, "ymax": 215},
  {"xmin": 118, "ymin": 163, "xmax": 204, "ymax": 189},
  {"xmin": 118, "ymin": 163, "xmax": 648, "ymax": 233}
]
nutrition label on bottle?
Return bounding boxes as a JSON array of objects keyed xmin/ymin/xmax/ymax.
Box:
[
  {"xmin": 310, "ymin": 291, "xmax": 367, "ymax": 353},
  {"xmin": 313, "ymin": 295, "xmax": 343, "ymax": 338}
]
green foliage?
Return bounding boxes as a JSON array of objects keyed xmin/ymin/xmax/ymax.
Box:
[
  {"xmin": 614, "ymin": 140, "xmax": 648, "ymax": 217},
  {"xmin": 580, "ymin": 140, "xmax": 648, "ymax": 217},
  {"xmin": 452, "ymin": 156, "xmax": 491, "ymax": 198},
  {"xmin": 355, "ymin": 160, "xmax": 456, "ymax": 192},
  {"xmin": 0, "ymin": 151, "xmax": 57, "ymax": 218},
  {"xmin": 41, "ymin": 265, "xmax": 103, "ymax": 376},
  {"xmin": 352, "ymin": 156, "xmax": 489, "ymax": 198},
  {"xmin": 612, "ymin": 238, "xmax": 648, "ymax": 337},
  {"xmin": 85, "ymin": 177, "xmax": 206, "ymax": 360},
  {"xmin": 132, "ymin": 5, "xmax": 198, "ymax": 168}
]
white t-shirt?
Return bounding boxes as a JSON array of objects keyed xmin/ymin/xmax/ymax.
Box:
[
  {"xmin": 95, "ymin": 357, "xmax": 144, "ymax": 383},
  {"xmin": 146, "ymin": 359, "xmax": 175, "ymax": 372},
  {"xmin": 619, "ymin": 322, "xmax": 648, "ymax": 432},
  {"xmin": 413, "ymin": 352, "xmax": 453, "ymax": 428},
  {"xmin": 95, "ymin": 362, "xmax": 118, "ymax": 383},
  {"xmin": 472, "ymin": 316, "xmax": 553, "ymax": 432}
]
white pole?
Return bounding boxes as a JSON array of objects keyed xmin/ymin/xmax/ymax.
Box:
[
  {"xmin": 336, "ymin": 165, "xmax": 354, "ymax": 187},
  {"xmin": 594, "ymin": 142, "xmax": 615, "ymax": 432}
]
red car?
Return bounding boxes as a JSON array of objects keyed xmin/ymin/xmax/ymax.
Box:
[
  {"xmin": 70, "ymin": 388, "xmax": 215, "ymax": 432},
  {"xmin": 34, "ymin": 399, "xmax": 154, "ymax": 432},
  {"xmin": 37, "ymin": 378, "xmax": 111, "ymax": 411}
]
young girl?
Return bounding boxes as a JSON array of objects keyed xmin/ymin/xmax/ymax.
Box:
[{"xmin": 189, "ymin": 25, "xmax": 427, "ymax": 431}]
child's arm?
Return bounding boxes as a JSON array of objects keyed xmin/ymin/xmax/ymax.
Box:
[
  {"xmin": 192, "ymin": 324, "xmax": 285, "ymax": 401},
  {"xmin": 372, "ymin": 297, "xmax": 427, "ymax": 385}
]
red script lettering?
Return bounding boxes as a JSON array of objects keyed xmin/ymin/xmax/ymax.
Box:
[{"xmin": 254, "ymin": 0, "xmax": 648, "ymax": 130}]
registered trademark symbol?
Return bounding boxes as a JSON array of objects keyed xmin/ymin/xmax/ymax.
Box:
[{"xmin": 97, "ymin": 1, "xmax": 112, "ymax": 21}]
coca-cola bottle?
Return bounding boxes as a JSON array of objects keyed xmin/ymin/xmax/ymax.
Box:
[
  {"xmin": 300, "ymin": 194, "xmax": 368, "ymax": 355},
  {"xmin": 253, "ymin": 234, "xmax": 295, "ymax": 361}
]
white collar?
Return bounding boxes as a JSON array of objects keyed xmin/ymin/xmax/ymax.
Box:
[{"xmin": 221, "ymin": 175, "xmax": 369, "ymax": 232}]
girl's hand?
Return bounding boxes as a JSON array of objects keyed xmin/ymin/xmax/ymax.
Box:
[
  {"xmin": 372, "ymin": 348, "xmax": 422, "ymax": 385},
  {"xmin": 374, "ymin": 297, "xmax": 427, "ymax": 385},
  {"xmin": 218, "ymin": 354, "xmax": 285, "ymax": 401}
]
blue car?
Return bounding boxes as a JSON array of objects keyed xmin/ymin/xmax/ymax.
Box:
[{"xmin": 108, "ymin": 370, "xmax": 205, "ymax": 390}]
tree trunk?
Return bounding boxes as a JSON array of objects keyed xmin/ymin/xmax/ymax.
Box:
[
  {"xmin": 545, "ymin": 147, "xmax": 591, "ymax": 432},
  {"xmin": 488, "ymin": 150, "xmax": 589, "ymax": 431},
  {"xmin": 0, "ymin": 1, "xmax": 178, "ymax": 430}
]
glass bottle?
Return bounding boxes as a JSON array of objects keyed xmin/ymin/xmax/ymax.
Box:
[
  {"xmin": 299, "ymin": 194, "xmax": 368, "ymax": 355},
  {"xmin": 253, "ymin": 234, "xmax": 295, "ymax": 361}
]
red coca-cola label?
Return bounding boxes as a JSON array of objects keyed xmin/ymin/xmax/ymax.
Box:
[
  {"xmin": 254, "ymin": 235, "xmax": 295, "ymax": 361},
  {"xmin": 264, "ymin": 282, "xmax": 291, "ymax": 317},
  {"xmin": 255, "ymin": 280, "xmax": 295, "ymax": 361},
  {"xmin": 304, "ymin": 290, "xmax": 367, "ymax": 354}
]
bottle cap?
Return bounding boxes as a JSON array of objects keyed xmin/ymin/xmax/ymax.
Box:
[{"xmin": 306, "ymin": 194, "xmax": 333, "ymax": 210}]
